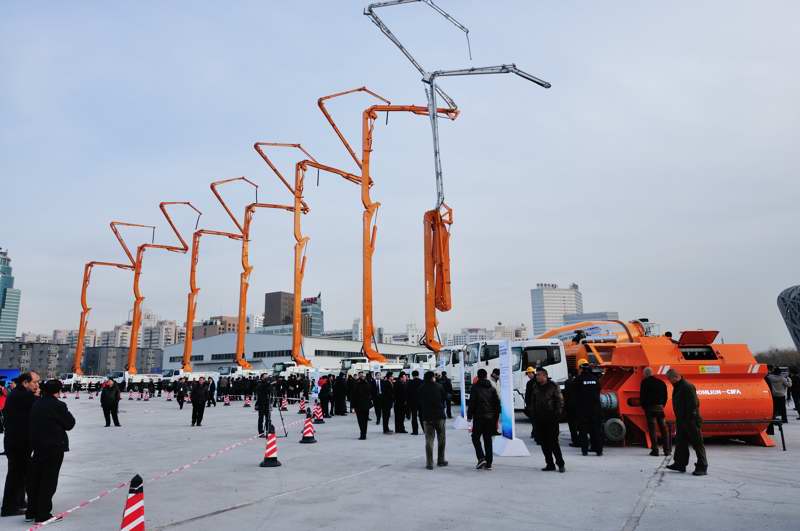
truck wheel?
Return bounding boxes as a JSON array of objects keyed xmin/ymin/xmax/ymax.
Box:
[{"xmin": 604, "ymin": 418, "xmax": 626, "ymax": 443}]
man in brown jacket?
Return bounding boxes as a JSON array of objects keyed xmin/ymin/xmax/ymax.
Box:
[{"xmin": 666, "ymin": 369, "xmax": 707, "ymax": 476}]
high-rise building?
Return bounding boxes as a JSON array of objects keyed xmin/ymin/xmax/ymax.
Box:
[
  {"xmin": 52, "ymin": 329, "xmax": 68, "ymax": 344},
  {"xmin": 530, "ymin": 283, "xmax": 583, "ymax": 336},
  {"xmin": 192, "ymin": 316, "xmax": 238, "ymax": 340},
  {"xmin": 264, "ymin": 292, "xmax": 294, "ymax": 326},
  {"xmin": 301, "ymin": 293, "xmax": 324, "ymax": 337},
  {"xmin": 143, "ymin": 320, "xmax": 180, "ymax": 349},
  {"xmin": 20, "ymin": 332, "xmax": 51, "ymax": 343},
  {"xmin": 563, "ymin": 311, "xmax": 619, "ymax": 326},
  {"xmin": 247, "ymin": 313, "xmax": 265, "ymax": 333},
  {"xmin": 448, "ymin": 327, "xmax": 490, "ymax": 346},
  {"xmin": 0, "ymin": 248, "xmax": 21, "ymax": 341}
]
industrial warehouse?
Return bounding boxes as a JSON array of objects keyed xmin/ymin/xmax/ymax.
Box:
[{"xmin": 1, "ymin": 2, "xmax": 798, "ymax": 531}]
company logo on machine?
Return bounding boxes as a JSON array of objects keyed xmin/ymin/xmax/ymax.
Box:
[
  {"xmin": 698, "ymin": 366, "xmax": 721, "ymax": 374},
  {"xmin": 697, "ymin": 388, "xmax": 742, "ymax": 396}
]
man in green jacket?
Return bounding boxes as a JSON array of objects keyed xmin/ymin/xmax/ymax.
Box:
[{"xmin": 666, "ymin": 369, "xmax": 708, "ymax": 476}]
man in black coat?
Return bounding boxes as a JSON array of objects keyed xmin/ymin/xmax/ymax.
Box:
[
  {"xmin": 666, "ymin": 369, "xmax": 708, "ymax": 475},
  {"xmin": 368, "ymin": 373, "xmax": 381, "ymax": 425},
  {"xmin": 576, "ymin": 362, "xmax": 604, "ymax": 456},
  {"xmin": 255, "ymin": 375, "xmax": 273, "ymax": 437},
  {"xmin": 438, "ymin": 372, "xmax": 454, "ymax": 419},
  {"xmin": 640, "ymin": 367, "xmax": 670, "ymax": 456},
  {"xmin": 529, "ymin": 367, "xmax": 565, "ymax": 472},
  {"xmin": 190, "ymin": 378, "xmax": 209, "ymax": 427},
  {"xmin": 467, "ymin": 369, "xmax": 500, "ymax": 470},
  {"xmin": 100, "ymin": 379, "xmax": 121, "ymax": 427},
  {"xmin": 380, "ymin": 374, "xmax": 394, "ymax": 434},
  {"xmin": 206, "ymin": 379, "xmax": 217, "ymax": 408},
  {"xmin": 27, "ymin": 379, "xmax": 75, "ymax": 524},
  {"xmin": 176, "ymin": 378, "xmax": 187, "ymax": 410},
  {"xmin": 407, "ymin": 371, "xmax": 423, "ymax": 435},
  {"xmin": 333, "ymin": 374, "xmax": 348, "ymax": 416},
  {"xmin": 418, "ymin": 371, "xmax": 448, "ymax": 469},
  {"xmin": 1, "ymin": 371, "xmax": 40, "ymax": 517},
  {"xmin": 394, "ymin": 373, "xmax": 408, "ymax": 434},
  {"xmin": 351, "ymin": 372, "xmax": 372, "ymax": 440}
]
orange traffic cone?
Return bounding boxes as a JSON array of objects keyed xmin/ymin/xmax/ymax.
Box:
[
  {"xmin": 297, "ymin": 398, "xmax": 306, "ymax": 414},
  {"xmin": 259, "ymin": 428, "xmax": 281, "ymax": 468},
  {"xmin": 313, "ymin": 403, "xmax": 325, "ymax": 424},
  {"xmin": 300, "ymin": 413, "xmax": 317, "ymax": 444},
  {"xmin": 119, "ymin": 474, "xmax": 144, "ymax": 531}
]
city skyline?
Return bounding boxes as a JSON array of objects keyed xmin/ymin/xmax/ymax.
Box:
[{"xmin": 2, "ymin": 3, "xmax": 798, "ymax": 352}]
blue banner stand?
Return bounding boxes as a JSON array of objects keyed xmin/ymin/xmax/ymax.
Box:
[{"xmin": 493, "ymin": 340, "xmax": 529, "ymax": 457}]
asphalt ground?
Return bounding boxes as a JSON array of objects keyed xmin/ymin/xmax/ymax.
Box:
[{"xmin": 1, "ymin": 396, "xmax": 797, "ymax": 530}]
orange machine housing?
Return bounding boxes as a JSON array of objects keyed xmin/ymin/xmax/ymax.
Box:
[{"xmin": 588, "ymin": 329, "xmax": 773, "ymax": 447}]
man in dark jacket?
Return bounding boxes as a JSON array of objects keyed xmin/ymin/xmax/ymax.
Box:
[
  {"xmin": 368, "ymin": 373, "xmax": 381, "ymax": 425},
  {"xmin": 529, "ymin": 368, "xmax": 565, "ymax": 472},
  {"xmin": 176, "ymin": 378, "xmax": 187, "ymax": 410},
  {"xmin": 666, "ymin": 369, "xmax": 707, "ymax": 476},
  {"xmin": 407, "ymin": 371, "xmax": 423, "ymax": 435},
  {"xmin": 419, "ymin": 371, "xmax": 447, "ymax": 469},
  {"xmin": 190, "ymin": 378, "xmax": 209, "ymax": 427},
  {"xmin": 100, "ymin": 379, "xmax": 121, "ymax": 427},
  {"xmin": 467, "ymin": 369, "xmax": 500, "ymax": 470},
  {"xmin": 576, "ymin": 362, "xmax": 603, "ymax": 456},
  {"xmin": 523, "ymin": 367, "xmax": 538, "ymax": 442},
  {"xmin": 27, "ymin": 379, "xmax": 75, "ymax": 524},
  {"xmin": 318, "ymin": 376, "xmax": 332, "ymax": 419},
  {"xmin": 351, "ymin": 372, "xmax": 372, "ymax": 440},
  {"xmin": 438, "ymin": 372, "xmax": 453, "ymax": 419},
  {"xmin": 394, "ymin": 373, "xmax": 408, "ymax": 434},
  {"xmin": 206, "ymin": 379, "xmax": 217, "ymax": 408},
  {"xmin": 380, "ymin": 374, "xmax": 394, "ymax": 434},
  {"xmin": 333, "ymin": 374, "xmax": 348, "ymax": 416},
  {"xmin": 640, "ymin": 367, "xmax": 670, "ymax": 456},
  {"xmin": 2, "ymin": 371, "xmax": 40, "ymax": 517},
  {"xmin": 255, "ymin": 374, "xmax": 273, "ymax": 437}
]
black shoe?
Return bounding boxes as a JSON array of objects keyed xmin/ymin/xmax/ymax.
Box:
[
  {"xmin": 24, "ymin": 516, "xmax": 35, "ymax": 523},
  {"xmin": 666, "ymin": 463, "xmax": 686, "ymax": 473},
  {"xmin": 383, "ymin": 430, "xmax": 393, "ymax": 434},
  {"xmin": 485, "ymin": 464, "xmax": 492, "ymax": 470},
  {"xmin": 568, "ymin": 442, "xmax": 581, "ymax": 448},
  {"xmin": 582, "ymin": 450, "xmax": 589, "ymax": 456},
  {"xmin": 541, "ymin": 465, "xmax": 557, "ymax": 471},
  {"xmin": 105, "ymin": 424, "xmax": 111, "ymax": 427},
  {"xmin": 258, "ymin": 433, "xmax": 266, "ymax": 438},
  {"xmin": 426, "ymin": 464, "xmax": 433, "ymax": 470},
  {"xmin": 437, "ymin": 461, "xmax": 448, "ymax": 467},
  {"xmin": 476, "ymin": 459, "xmax": 486, "ymax": 470},
  {"xmin": 35, "ymin": 515, "xmax": 61, "ymax": 524},
  {"xmin": 692, "ymin": 468, "xmax": 708, "ymax": 476},
  {"xmin": 596, "ymin": 450, "xmax": 603, "ymax": 456},
  {"xmin": 411, "ymin": 432, "xmax": 419, "ymax": 435},
  {"xmin": 649, "ymin": 449, "xmax": 659, "ymax": 456},
  {"xmin": 191, "ymin": 423, "xmax": 196, "ymax": 427},
  {"xmin": 358, "ymin": 436, "xmax": 366, "ymax": 440},
  {"xmin": 558, "ymin": 464, "xmax": 566, "ymax": 473}
]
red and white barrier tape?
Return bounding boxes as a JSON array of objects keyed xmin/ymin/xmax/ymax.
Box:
[{"xmin": 28, "ymin": 417, "xmax": 310, "ymax": 530}]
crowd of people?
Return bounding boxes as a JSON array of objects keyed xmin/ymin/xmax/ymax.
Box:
[
  {"xmin": 4, "ymin": 359, "xmax": 799, "ymax": 524},
  {"xmin": 1, "ymin": 372, "xmax": 75, "ymax": 524}
]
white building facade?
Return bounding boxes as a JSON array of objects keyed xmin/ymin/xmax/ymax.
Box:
[{"xmin": 531, "ymin": 283, "xmax": 584, "ymax": 336}]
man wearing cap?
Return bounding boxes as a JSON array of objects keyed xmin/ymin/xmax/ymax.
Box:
[
  {"xmin": 99, "ymin": 378, "xmax": 121, "ymax": 427},
  {"xmin": 530, "ymin": 367, "xmax": 565, "ymax": 472},
  {"xmin": 576, "ymin": 362, "xmax": 603, "ymax": 456},
  {"xmin": 523, "ymin": 366, "xmax": 538, "ymax": 442}
]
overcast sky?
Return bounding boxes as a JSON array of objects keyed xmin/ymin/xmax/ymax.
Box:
[{"xmin": 2, "ymin": 1, "xmax": 798, "ymax": 351}]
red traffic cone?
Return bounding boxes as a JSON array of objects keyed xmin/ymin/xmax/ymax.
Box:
[
  {"xmin": 280, "ymin": 396, "xmax": 288, "ymax": 411},
  {"xmin": 313, "ymin": 403, "xmax": 325, "ymax": 424},
  {"xmin": 119, "ymin": 474, "xmax": 145, "ymax": 531},
  {"xmin": 259, "ymin": 428, "xmax": 281, "ymax": 468},
  {"xmin": 223, "ymin": 395, "xmax": 231, "ymax": 406},
  {"xmin": 300, "ymin": 413, "xmax": 317, "ymax": 444},
  {"xmin": 243, "ymin": 396, "xmax": 252, "ymax": 408},
  {"xmin": 297, "ymin": 398, "xmax": 306, "ymax": 414},
  {"xmin": 143, "ymin": 391, "xmax": 150, "ymax": 402}
]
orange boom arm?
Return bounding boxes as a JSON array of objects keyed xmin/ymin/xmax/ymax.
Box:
[
  {"xmin": 127, "ymin": 202, "xmax": 200, "ymax": 375},
  {"xmin": 72, "ymin": 221, "xmax": 156, "ymax": 374}
]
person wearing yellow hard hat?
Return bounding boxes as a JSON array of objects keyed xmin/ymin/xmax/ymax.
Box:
[{"xmin": 523, "ymin": 366, "xmax": 538, "ymax": 442}]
